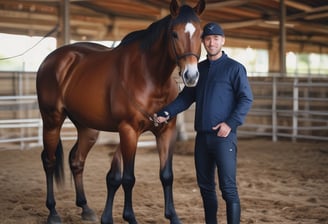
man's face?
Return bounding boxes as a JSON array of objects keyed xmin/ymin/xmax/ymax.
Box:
[{"xmin": 202, "ymin": 35, "xmax": 225, "ymax": 57}]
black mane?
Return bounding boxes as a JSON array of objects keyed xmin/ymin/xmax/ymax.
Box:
[
  {"xmin": 118, "ymin": 15, "xmax": 171, "ymax": 51},
  {"xmin": 117, "ymin": 5, "xmax": 200, "ymax": 52}
]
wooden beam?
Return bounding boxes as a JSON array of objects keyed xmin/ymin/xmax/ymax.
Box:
[
  {"xmin": 294, "ymin": 23, "xmax": 328, "ymax": 35},
  {"xmin": 285, "ymin": 0, "xmax": 312, "ymax": 11},
  {"xmin": 305, "ymin": 12, "xmax": 328, "ymax": 20},
  {"xmin": 226, "ymin": 37, "xmax": 269, "ymax": 49},
  {"xmin": 287, "ymin": 5, "xmax": 328, "ymax": 20},
  {"xmin": 0, "ymin": 21, "xmax": 54, "ymax": 32},
  {"xmin": 206, "ymin": 0, "xmax": 256, "ymax": 9},
  {"xmin": 212, "ymin": 7, "xmax": 261, "ymax": 18},
  {"xmin": 0, "ymin": 9, "xmax": 57, "ymax": 21},
  {"xmin": 220, "ymin": 19, "xmax": 264, "ymax": 29}
]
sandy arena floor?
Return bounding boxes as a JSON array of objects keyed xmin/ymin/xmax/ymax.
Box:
[{"xmin": 0, "ymin": 139, "xmax": 327, "ymax": 224}]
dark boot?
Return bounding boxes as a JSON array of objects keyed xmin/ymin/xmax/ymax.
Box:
[{"xmin": 227, "ymin": 203, "xmax": 240, "ymax": 224}]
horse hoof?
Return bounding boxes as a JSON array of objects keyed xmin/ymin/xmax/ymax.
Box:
[
  {"xmin": 123, "ymin": 217, "xmax": 138, "ymax": 224},
  {"xmin": 128, "ymin": 220, "xmax": 138, "ymax": 224},
  {"xmin": 47, "ymin": 214, "xmax": 61, "ymax": 224},
  {"xmin": 123, "ymin": 213, "xmax": 138, "ymax": 224},
  {"xmin": 100, "ymin": 217, "xmax": 113, "ymax": 224},
  {"xmin": 170, "ymin": 216, "xmax": 181, "ymax": 224},
  {"xmin": 82, "ymin": 208, "xmax": 98, "ymax": 222}
]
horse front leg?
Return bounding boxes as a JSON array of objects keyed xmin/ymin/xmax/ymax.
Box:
[
  {"xmin": 120, "ymin": 127, "xmax": 138, "ymax": 224},
  {"xmin": 69, "ymin": 128, "xmax": 99, "ymax": 222},
  {"xmin": 101, "ymin": 146, "xmax": 123, "ymax": 224},
  {"xmin": 156, "ymin": 124, "xmax": 181, "ymax": 224},
  {"xmin": 102, "ymin": 125, "xmax": 138, "ymax": 224}
]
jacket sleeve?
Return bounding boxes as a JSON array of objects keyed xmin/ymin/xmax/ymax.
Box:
[
  {"xmin": 157, "ymin": 86, "xmax": 196, "ymax": 118},
  {"xmin": 225, "ymin": 65, "xmax": 253, "ymax": 130}
]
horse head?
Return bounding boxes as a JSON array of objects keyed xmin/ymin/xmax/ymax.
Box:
[{"xmin": 169, "ymin": 0, "xmax": 205, "ymax": 87}]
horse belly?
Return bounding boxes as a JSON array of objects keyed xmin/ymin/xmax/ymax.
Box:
[
  {"xmin": 63, "ymin": 79, "xmax": 119, "ymax": 132},
  {"xmin": 68, "ymin": 104, "xmax": 118, "ymax": 131}
]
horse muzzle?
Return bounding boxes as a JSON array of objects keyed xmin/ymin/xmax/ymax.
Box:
[{"xmin": 180, "ymin": 63, "xmax": 199, "ymax": 87}]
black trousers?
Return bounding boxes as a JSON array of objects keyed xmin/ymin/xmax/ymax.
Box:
[{"xmin": 194, "ymin": 132, "xmax": 240, "ymax": 224}]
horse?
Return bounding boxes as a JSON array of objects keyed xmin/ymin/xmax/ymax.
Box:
[{"xmin": 36, "ymin": 0, "xmax": 205, "ymax": 223}]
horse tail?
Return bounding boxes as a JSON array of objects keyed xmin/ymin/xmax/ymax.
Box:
[{"xmin": 54, "ymin": 139, "xmax": 65, "ymax": 187}]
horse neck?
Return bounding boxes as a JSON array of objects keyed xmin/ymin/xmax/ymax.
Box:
[{"xmin": 145, "ymin": 33, "xmax": 176, "ymax": 86}]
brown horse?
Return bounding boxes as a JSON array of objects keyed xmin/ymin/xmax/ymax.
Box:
[{"xmin": 36, "ymin": 0, "xmax": 205, "ymax": 223}]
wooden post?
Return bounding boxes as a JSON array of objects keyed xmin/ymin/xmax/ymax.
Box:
[
  {"xmin": 292, "ymin": 78, "xmax": 298, "ymax": 142},
  {"xmin": 57, "ymin": 0, "xmax": 70, "ymax": 47},
  {"xmin": 279, "ymin": 0, "xmax": 286, "ymax": 75},
  {"xmin": 269, "ymin": 38, "xmax": 280, "ymax": 73},
  {"xmin": 272, "ymin": 76, "xmax": 277, "ymax": 142}
]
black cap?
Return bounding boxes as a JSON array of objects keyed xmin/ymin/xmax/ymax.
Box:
[{"xmin": 202, "ymin": 22, "xmax": 224, "ymax": 38}]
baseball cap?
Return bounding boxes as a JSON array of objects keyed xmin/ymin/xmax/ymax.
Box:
[{"xmin": 202, "ymin": 22, "xmax": 224, "ymax": 38}]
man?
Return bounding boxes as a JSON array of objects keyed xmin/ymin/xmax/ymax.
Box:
[{"xmin": 155, "ymin": 22, "xmax": 253, "ymax": 224}]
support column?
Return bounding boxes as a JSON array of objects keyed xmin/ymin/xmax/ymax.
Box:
[
  {"xmin": 279, "ymin": 0, "xmax": 286, "ymax": 75},
  {"xmin": 57, "ymin": 0, "xmax": 70, "ymax": 47},
  {"xmin": 269, "ymin": 37, "xmax": 280, "ymax": 73}
]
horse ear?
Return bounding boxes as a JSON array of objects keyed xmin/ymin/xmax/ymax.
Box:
[
  {"xmin": 194, "ymin": 0, "xmax": 206, "ymax": 15},
  {"xmin": 170, "ymin": 0, "xmax": 179, "ymax": 17}
]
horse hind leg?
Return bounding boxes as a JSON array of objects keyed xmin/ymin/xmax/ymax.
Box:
[
  {"xmin": 40, "ymin": 112, "xmax": 66, "ymax": 224},
  {"xmin": 69, "ymin": 127, "xmax": 99, "ymax": 222}
]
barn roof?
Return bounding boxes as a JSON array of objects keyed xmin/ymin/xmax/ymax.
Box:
[{"xmin": 0, "ymin": 0, "xmax": 327, "ymax": 52}]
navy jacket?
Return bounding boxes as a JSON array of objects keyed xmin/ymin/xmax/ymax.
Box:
[{"xmin": 159, "ymin": 52, "xmax": 253, "ymax": 134}]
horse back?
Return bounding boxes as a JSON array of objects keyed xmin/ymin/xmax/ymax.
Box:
[{"xmin": 37, "ymin": 42, "xmax": 111, "ymax": 83}]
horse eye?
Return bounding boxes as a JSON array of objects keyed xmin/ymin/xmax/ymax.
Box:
[{"xmin": 172, "ymin": 32, "xmax": 178, "ymax": 39}]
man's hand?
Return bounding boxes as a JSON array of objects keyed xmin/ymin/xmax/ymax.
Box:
[
  {"xmin": 153, "ymin": 111, "xmax": 170, "ymax": 125},
  {"xmin": 212, "ymin": 122, "xmax": 231, "ymax": 137},
  {"xmin": 155, "ymin": 115, "xmax": 169, "ymax": 123}
]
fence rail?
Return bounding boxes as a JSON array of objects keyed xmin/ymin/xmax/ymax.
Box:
[
  {"xmin": 238, "ymin": 76, "xmax": 328, "ymax": 141},
  {"xmin": 0, "ymin": 72, "xmax": 328, "ymax": 150}
]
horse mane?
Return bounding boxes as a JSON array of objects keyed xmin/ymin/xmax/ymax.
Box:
[
  {"xmin": 118, "ymin": 15, "xmax": 171, "ymax": 51},
  {"xmin": 117, "ymin": 5, "xmax": 200, "ymax": 52}
]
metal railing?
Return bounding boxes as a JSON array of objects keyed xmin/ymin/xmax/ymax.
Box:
[
  {"xmin": 238, "ymin": 76, "xmax": 328, "ymax": 141},
  {"xmin": 1, "ymin": 72, "xmax": 328, "ymax": 150}
]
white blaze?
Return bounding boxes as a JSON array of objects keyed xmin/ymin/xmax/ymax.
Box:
[{"xmin": 185, "ymin": 23, "xmax": 196, "ymax": 39}]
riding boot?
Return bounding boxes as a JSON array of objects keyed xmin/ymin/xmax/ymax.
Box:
[{"xmin": 226, "ymin": 203, "xmax": 240, "ymax": 224}]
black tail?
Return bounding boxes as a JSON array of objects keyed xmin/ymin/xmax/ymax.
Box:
[{"xmin": 54, "ymin": 139, "xmax": 65, "ymax": 187}]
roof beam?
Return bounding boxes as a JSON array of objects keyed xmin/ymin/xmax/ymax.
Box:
[
  {"xmin": 305, "ymin": 12, "xmax": 328, "ymax": 20},
  {"xmin": 284, "ymin": 0, "xmax": 312, "ymax": 12},
  {"xmin": 206, "ymin": 0, "xmax": 257, "ymax": 9},
  {"xmin": 220, "ymin": 19, "xmax": 264, "ymax": 29},
  {"xmin": 287, "ymin": 5, "xmax": 328, "ymax": 20}
]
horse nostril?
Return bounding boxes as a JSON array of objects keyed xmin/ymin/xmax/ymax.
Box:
[{"xmin": 183, "ymin": 70, "xmax": 199, "ymax": 87}]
